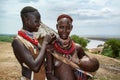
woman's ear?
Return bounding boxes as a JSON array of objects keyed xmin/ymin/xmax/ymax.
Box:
[
  {"xmin": 71, "ymin": 25, "xmax": 73, "ymax": 30},
  {"xmin": 56, "ymin": 24, "xmax": 58, "ymax": 30},
  {"xmin": 23, "ymin": 16, "xmax": 28, "ymax": 24}
]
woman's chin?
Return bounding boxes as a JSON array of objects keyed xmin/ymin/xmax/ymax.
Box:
[{"xmin": 61, "ymin": 36, "xmax": 68, "ymax": 40}]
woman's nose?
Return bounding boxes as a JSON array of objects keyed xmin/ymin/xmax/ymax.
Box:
[{"xmin": 63, "ymin": 28, "xmax": 67, "ymax": 32}]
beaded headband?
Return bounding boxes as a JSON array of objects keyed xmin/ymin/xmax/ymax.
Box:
[{"xmin": 57, "ymin": 14, "xmax": 73, "ymax": 22}]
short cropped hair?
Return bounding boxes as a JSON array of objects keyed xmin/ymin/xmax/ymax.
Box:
[
  {"xmin": 21, "ymin": 6, "xmax": 38, "ymax": 14},
  {"xmin": 21, "ymin": 6, "xmax": 39, "ymax": 20}
]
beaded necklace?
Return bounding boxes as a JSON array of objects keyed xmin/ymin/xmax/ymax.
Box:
[
  {"xmin": 54, "ymin": 37, "xmax": 75, "ymax": 55},
  {"xmin": 18, "ymin": 30, "xmax": 39, "ymax": 47}
]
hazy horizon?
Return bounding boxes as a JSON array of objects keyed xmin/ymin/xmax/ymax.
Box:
[{"xmin": 1, "ymin": 33, "xmax": 120, "ymax": 39}]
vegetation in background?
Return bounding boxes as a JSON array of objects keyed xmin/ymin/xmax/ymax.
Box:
[
  {"xmin": 0, "ymin": 35, "xmax": 14, "ymax": 42},
  {"xmin": 101, "ymin": 38, "xmax": 120, "ymax": 58},
  {"xmin": 70, "ymin": 34, "xmax": 89, "ymax": 49}
]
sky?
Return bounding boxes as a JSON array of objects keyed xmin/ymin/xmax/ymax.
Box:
[{"xmin": 0, "ymin": 0, "xmax": 120, "ymax": 38}]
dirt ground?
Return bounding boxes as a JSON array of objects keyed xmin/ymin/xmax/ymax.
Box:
[{"xmin": 0, "ymin": 42, "xmax": 120, "ymax": 80}]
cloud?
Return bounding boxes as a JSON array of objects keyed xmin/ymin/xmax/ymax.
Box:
[
  {"xmin": 0, "ymin": 0, "xmax": 120, "ymax": 35},
  {"xmin": 67, "ymin": 7, "xmax": 120, "ymax": 21},
  {"xmin": 0, "ymin": 9, "xmax": 6, "ymax": 18},
  {"xmin": 89, "ymin": 0, "xmax": 109, "ymax": 6},
  {"xmin": 19, "ymin": 0, "xmax": 39, "ymax": 3}
]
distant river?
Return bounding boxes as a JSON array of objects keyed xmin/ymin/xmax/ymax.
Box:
[{"xmin": 86, "ymin": 39, "xmax": 105, "ymax": 49}]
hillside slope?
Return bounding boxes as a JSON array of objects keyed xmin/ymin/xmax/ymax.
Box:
[{"xmin": 0, "ymin": 42, "xmax": 120, "ymax": 80}]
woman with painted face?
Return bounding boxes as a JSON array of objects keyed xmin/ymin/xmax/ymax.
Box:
[{"xmin": 45, "ymin": 14, "xmax": 99, "ymax": 80}]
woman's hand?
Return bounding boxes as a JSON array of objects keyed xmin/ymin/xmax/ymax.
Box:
[{"xmin": 43, "ymin": 33, "xmax": 56, "ymax": 44}]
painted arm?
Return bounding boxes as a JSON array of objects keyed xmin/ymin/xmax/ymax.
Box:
[
  {"xmin": 12, "ymin": 34, "xmax": 55, "ymax": 73},
  {"xmin": 12, "ymin": 38, "xmax": 48, "ymax": 72},
  {"xmin": 45, "ymin": 47, "xmax": 59, "ymax": 80}
]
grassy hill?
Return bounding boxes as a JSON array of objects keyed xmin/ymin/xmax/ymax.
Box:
[{"xmin": 0, "ymin": 34, "xmax": 15, "ymax": 42}]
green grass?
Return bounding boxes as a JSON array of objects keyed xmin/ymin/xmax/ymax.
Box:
[{"xmin": 0, "ymin": 34, "xmax": 15, "ymax": 42}]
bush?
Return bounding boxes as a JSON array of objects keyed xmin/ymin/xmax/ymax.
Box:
[
  {"xmin": 70, "ymin": 35, "xmax": 89, "ymax": 49},
  {"xmin": 101, "ymin": 46, "xmax": 113, "ymax": 57},
  {"xmin": 102, "ymin": 39, "xmax": 120, "ymax": 58}
]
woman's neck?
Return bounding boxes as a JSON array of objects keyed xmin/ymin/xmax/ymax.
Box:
[
  {"xmin": 54, "ymin": 37, "xmax": 75, "ymax": 55},
  {"xmin": 57, "ymin": 37, "xmax": 71, "ymax": 49},
  {"xmin": 21, "ymin": 29, "xmax": 34, "ymax": 38}
]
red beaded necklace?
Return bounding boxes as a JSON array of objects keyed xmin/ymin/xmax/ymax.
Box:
[
  {"xmin": 54, "ymin": 39, "xmax": 75, "ymax": 55},
  {"xmin": 18, "ymin": 30, "xmax": 38, "ymax": 46}
]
